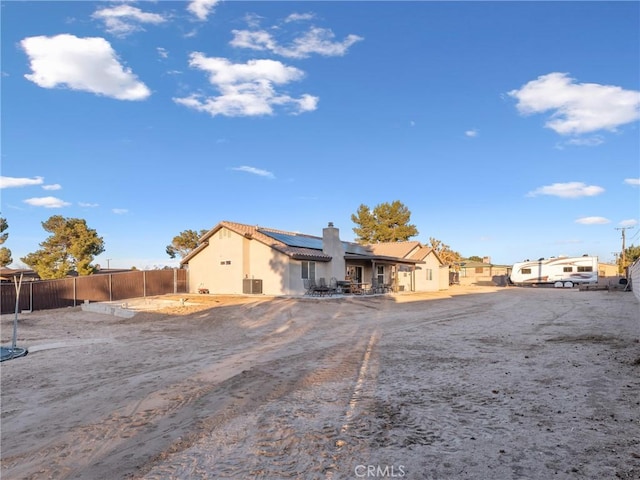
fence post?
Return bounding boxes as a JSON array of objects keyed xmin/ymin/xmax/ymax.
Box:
[
  {"xmin": 143, "ymin": 271, "xmax": 146, "ymax": 298},
  {"xmin": 30, "ymin": 282, "xmax": 33, "ymax": 312},
  {"xmin": 109, "ymin": 274, "xmax": 113, "ymax": 302},
  {"xmin": 173, "ymin": 268, "xmax": 177, "ymax": 294},
  {"xmin": 73, "ymin": 277, "xmax": 77, "ymax": 307}
]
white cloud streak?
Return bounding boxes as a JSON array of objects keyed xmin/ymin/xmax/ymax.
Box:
[
  {"xmin": 619, "ymin": 219, "xmax": 638, "ymax": 227},
  {"xmin": 508, "ymin": 72, "xmax": 640, "ymax": 135},
  {"xmin": 79, "ymin": 202, "xmax": 100, "ymax": 208},
  {"xmin": 624, "ymin": 178, "xmax": 640, "ymax": 186},
  {"xmin": 231, "ymin": 166, "xmax": 275, "ymax": 179},
  {"xmin": 465, "ymin": 129, "xmax": 478, "ymax": 138},
  {"xmin": 231, "ymin": 27, "xmax": 363, "ymax": 59},
  {"xmin": 173, "ymin": 54, "xmax": 318, "ymax": 117},
  {"xmin": 42, "ymin": 184, "xmax": 62, "ymax": 190},
  {"xmin": 285, "ymin": 13, "xmax": 315, "ymax": 23},
  {"xmin": 92, "ymin": 5, "xmax": 168, "ymax": 37},
  {"xmin": 0, "ymin": 176, "xmax": 44, "ymax": 188},
  {"xmin": 24, "ymin": 196, "xmax": 71, "ymax": 208},
  {"xmin": 112, "ymin": 208, "xmax": 128, "ymax": 214},
  {"xmin": 527, "ymin": 182, "xmax": 605, "ymax": 199},
  {"xmin": 575, "ymin": 216, "xmax": 610, "ymax": 225},
  {"xmin": 21, "ymin": 34, "xmax": 151, "ymax": 101},
  {"xmin": 188, "ymin": 0, "xmax": 220, "ymax": 21}
]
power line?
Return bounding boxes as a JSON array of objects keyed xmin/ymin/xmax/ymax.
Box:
[{"xmin": 615, "ymin": 226, "xmax": 634, "ymax": 267}]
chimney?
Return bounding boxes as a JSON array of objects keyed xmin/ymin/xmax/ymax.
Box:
[
  {"xmin": 483, "ymin": 256, "xmax": 491, "ymax": 264},
  {"xmin": 323, "ymin": 222, "xmax": 345, "ymax": 280}
]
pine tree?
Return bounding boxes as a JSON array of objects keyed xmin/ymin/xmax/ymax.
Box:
[
  {"xmin": 21, "ymin": 216, "xmax": 105, "ymax": 279},
  {"xmin": 166, "ymin": 229, "xmax": 208, "ymax": 258},
  {"xmin": 351, "ymin": 200, "xmax": 418, "ymax": 243},
  {"xmin": 0, "ymin": 217, "xmax": 12, "ymax": 267}
]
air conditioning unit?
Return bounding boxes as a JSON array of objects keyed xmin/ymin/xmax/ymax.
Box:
[{"xmin": 242, "ymin": 279, "xmax": 263, "ymax": 294}]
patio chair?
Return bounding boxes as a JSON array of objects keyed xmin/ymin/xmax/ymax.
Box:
[
  {"xmin": 303, "ymin": 278, "xmax": 314, "ymax": 295},
  {"xmin": 316, "ymin": 277, "xmax": 331, "ymax": 296},
  {"xmin": 304, "ymin": 278, "xmax": 322, "ymax": 296},
  {"xmin": 329, "ymin": 277, "xmax": 339, "ymax": 294}
]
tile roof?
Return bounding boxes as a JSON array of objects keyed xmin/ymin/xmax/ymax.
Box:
[
  {"xmin": 181, "ymin": 221, "xmax": 425, "ymax": 265},
  {"xmin": 215, "ymin": 221, "xmax": 332, "ymax": 261},
  {"xmin": 368, "ymin": 241, "xmax": 421, "ymax": 258}
]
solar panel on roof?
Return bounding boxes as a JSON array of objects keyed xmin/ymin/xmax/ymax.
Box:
[
  {"xmin": 343, "ymin": 242, "xmax": 372, "ymax": 255},
  {"xmin": 260, "ymin": 230, "xmax": 324, "ymax": 250}
]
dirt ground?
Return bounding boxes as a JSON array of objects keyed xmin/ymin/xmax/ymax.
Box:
[{"xmin": 1, "ymin": 286, "xmax": 639, "ymax": 480}]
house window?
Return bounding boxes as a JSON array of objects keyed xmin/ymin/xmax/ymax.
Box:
[
  {"xmin": 426, "ymin": 268, "xmax": 433, "ymax": 281},
  {"xmin": 301, "ymin": 261, "xmax": 316, "ymax": 280},
  {"xmin": 577, "ymin": 266, "xmax": 593, "ymax": 272},
  {"xmin": 376, "ymin": 265, "xmax": 384, "ymax": 284},
  {"xmin": 563, "ymin": 267, "xmax": 572, "ymax": 272},
  {"xmin": 475, "ymin": 267, "xmax": 484, "ymax": 274}
]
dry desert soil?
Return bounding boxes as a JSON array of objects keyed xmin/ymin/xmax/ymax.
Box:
[{"xmin": 1, "ymin": 286, "xmax": 639, "ymax": 480}]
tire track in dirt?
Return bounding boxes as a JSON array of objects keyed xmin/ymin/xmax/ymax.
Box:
[{"xmin": 135, "ymin": 330, "xmax": 380, "ymax": 479}]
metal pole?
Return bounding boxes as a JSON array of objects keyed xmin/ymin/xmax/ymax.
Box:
[{"xmin": 12, "ymin": 273, "xmax": 23, "ymax": 349}]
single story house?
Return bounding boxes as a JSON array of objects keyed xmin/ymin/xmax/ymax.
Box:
[
  {"xmin": 368, "ymin": 242, "xmax": 449, "ymax": 292},
  {"xmin": 180, "ymin": 221, "xmax": 449, "ymax": 296},
  {"xmin": 456, "ymin": 258, "xmax": 511, "ymax": 286}
]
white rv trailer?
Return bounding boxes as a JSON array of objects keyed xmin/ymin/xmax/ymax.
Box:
[{"xmin": 509, "ymin": 256, "xmax": 598, "ymax": 287}]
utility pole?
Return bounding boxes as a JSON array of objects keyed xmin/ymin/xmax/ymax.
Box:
[{"xmin": 615, "ymin": 227, "xmax": 634, "ymax": 271}]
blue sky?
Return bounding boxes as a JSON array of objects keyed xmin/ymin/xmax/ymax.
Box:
[{"xmin": 2, "ymin": 1, "xmax": 639, "ymax": 269}]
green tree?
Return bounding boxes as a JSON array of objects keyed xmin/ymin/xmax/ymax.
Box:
[
  {"xmin": 621, "ymin": 244, "xmax": 640, "ymax": 271},
  {"xmin": 166, "ymin": 229, "xmax": 207, "ymax": 259},
  {"xmin": 626, "ymin": 244, "xmax": 640, "ymax": 263},
  {"xmin": 21, "ymin": 215, "xmax": 105, "ymax": 279},
  {"xmin": 428, "ymin": 237, "xmax": 461, "ymax": 266},
  {"xmin": 351, "ymin": 200, "xmax": 418, "ymax": 243},
  {"xmin": 0, "ymin": 217, "xmax": 12, "ymax": 267},
  {"xmin": 466, "ymin": 255, "xmax": 484, "ymax": 262}
]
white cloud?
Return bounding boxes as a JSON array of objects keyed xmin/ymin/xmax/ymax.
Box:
[
  {"xmin": 465, "ymin": 129, "xmax": 478, "ymax": 138},
  {"xmin": 563, "ymin": 136, "xmax": 604, "ymax": 147},
  {"xmin": 79, "ymin": 202, "xmax": 99, "ymax": 208},
  {"xmin": 92, "ymin": 5, "xmax": 168, "ymax": 37},
  {"xmin": 619, "ymin": 219, "xmax": 638, "ymax": 227},
  {"xmin": 112, "ymin": 208, "xmax": 128, "ymax": 214},
  {"xmin": 157, "ymin": 47, "xmax": 168, "ymax": 59},
  {"xmin": 527, "ymin": 182, "xmax": 605, "ymax": 199},
  {"xmin": 24, "ymin": 196, "xmax": 71, "ymax": 208},
  {"xmin": 508, "ymin": 72, "xmax": 640, "ymax": 135},
  {"xmin": 21, "ymin": 34, "xmax": 151, "ymax": 101},
  {"xmin": 575, "ymin": 216, "xmax": 610, "ymax": 225},
  {"xmin": 173, "ymin": 54, "xmax": 318, "ymax": 117},
  {"xmin": 188, "ymin": 0, "xmax": 220, "ymax": 21},
  {"xmin": 285, "ymin": 13, "xmax": 316, "ymax": 23},
  {"xmin": 42, "ymin": 184, "xmax": 62, "ymax": 191},
  {"xmin": 624, "ymin": 178, "xmax": 640, "ymax": 186},
  {"xmin": 0, "ymin": 176, "xmax": 44, "ymax": 188},
  {"xmin": 230, "ymin": 27, "xmax": 363, "ymax": 59},
  {"xmin": 231, "ymin": 166, "xmax": 275, "ymax": 179}
]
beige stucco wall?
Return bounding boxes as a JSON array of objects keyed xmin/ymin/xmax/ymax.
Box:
[
  {"xmin": 413, "ymin": 253, "xmax": 444, "ymax": 291},
  {"xmin": 460, "ymin": 266, "xmax": 509, "ymax": 286},
  {"xmin": 439, "ymin": 265, "xmax": 450, "ymax": 290},
  {"xmin": 186, "ymin": 227, "xmax": 298, "ymax": 296}
]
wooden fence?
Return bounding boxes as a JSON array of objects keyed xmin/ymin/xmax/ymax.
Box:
[{"xmin": 0, "ymin": 269, "xmax": 187, "ymax": 314}]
